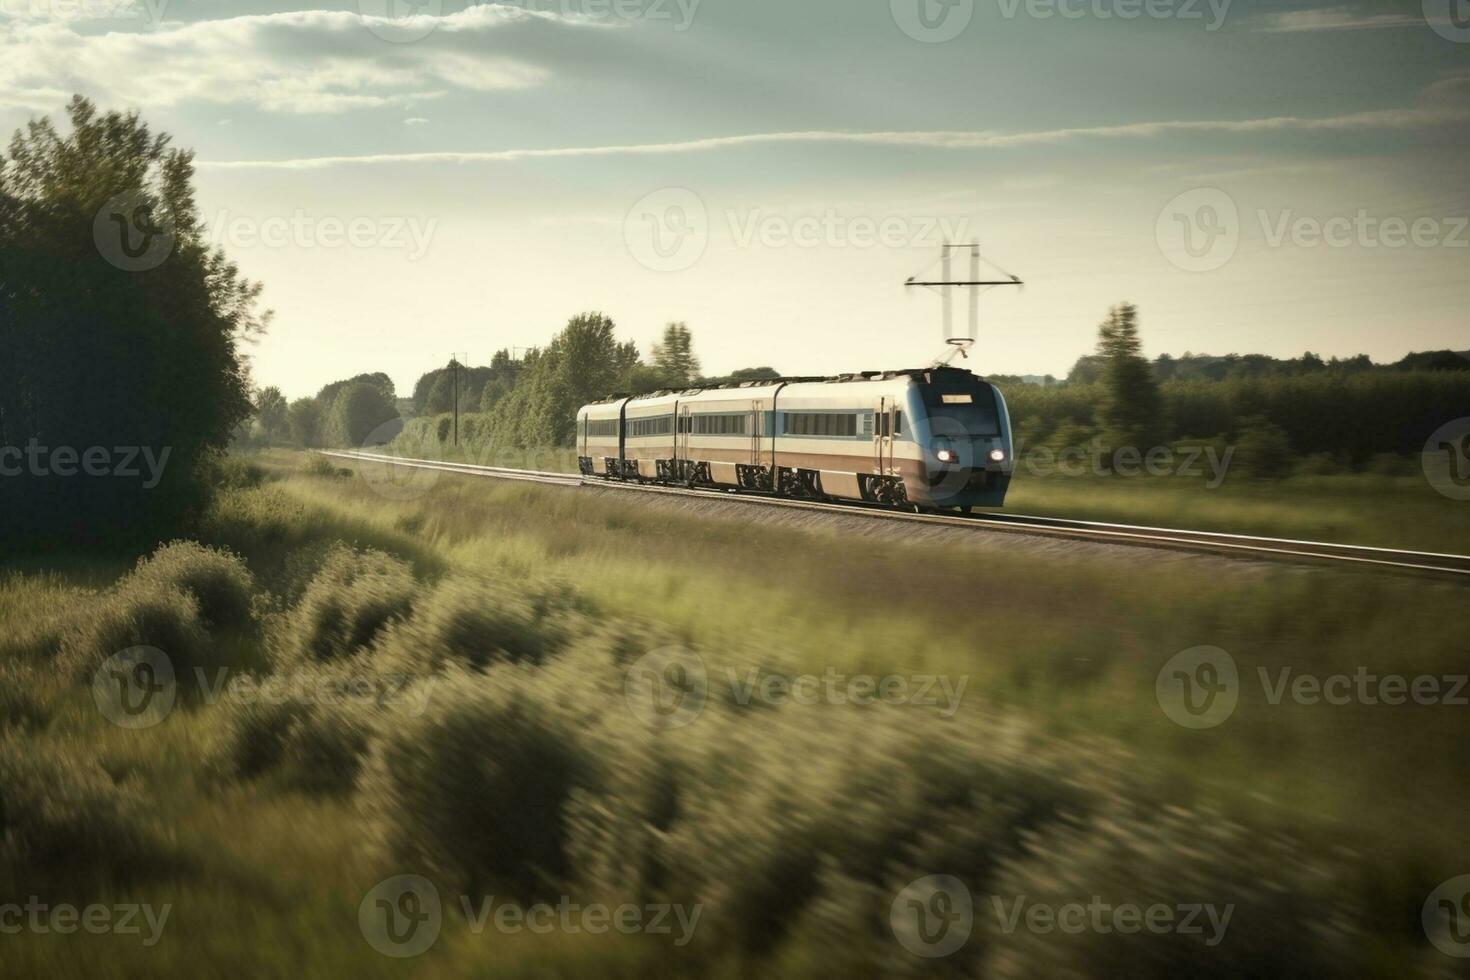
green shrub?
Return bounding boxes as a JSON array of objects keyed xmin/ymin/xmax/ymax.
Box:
[
  {"xmin": 303, "ymin": 455, "xmax": 351, "ymax": 479},
  {"xmin": 56, "ymin": 582, "xmax": 211, "ymax": 688},
  {"xmin": 0, "ymin": 663, "xmax": 49, "ymax": 732},
  {"xmin": 272, "ymin": 546, "xmax": 419, "ymax": 667},
  {"xmin": 215, "ymin": 671, "xmax": 374, "ymax": 796},
  {"xmin": 0, "ymin": 736, "xmax": 173, "ymax": 881},
  {"xmin": 984, "ymin": 804, "xmax": 1362, "ymax": 978},
  {"xmin": 1233, "ymin": 416, "xmax": 1294, "ymax": 479},
  {"xmin": 375, "ymin": 575, "xmax": 564, "ymax": 675},
  {"xmin": 361, "ymin": 665, "xmax": 600, "ymax": 899},
  {"xmin": 127, "ymin": 540, "xmax": 257, "ymax": 632}
]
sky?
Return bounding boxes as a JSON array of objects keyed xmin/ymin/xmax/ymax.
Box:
[{"xmin": 2, "ymin": 0, "xmax": 1467, "ymax": 398}]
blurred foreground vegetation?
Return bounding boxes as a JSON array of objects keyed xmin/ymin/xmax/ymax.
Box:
[{"xmin": 2, "ymin": 451, "xmax": 1466, "ymax": 977}]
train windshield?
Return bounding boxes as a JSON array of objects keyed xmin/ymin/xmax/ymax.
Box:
[{"xmin": 919, "ymin": 383, "xmax": 1001, "ymax": 437}]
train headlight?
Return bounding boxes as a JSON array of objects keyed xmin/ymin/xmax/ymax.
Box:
[
  {"xmin": 988, "ymin": 449, "xmax": 1006, "ymax": 463},
  {"xmin": 936, "ymin": 449, "xmax": 958, "ymax": 463}
]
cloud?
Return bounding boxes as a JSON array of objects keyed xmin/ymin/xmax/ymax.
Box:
[
  {"xmin": 0, "ymin": 5, "xmax": 606, "ymax": 113},
  {"xmin": 404, "ymin": 117, "xmax": 429, "ymax": 125},
  {"xmin": 198, "ymin": 97, "xmax": 1470, "ymax": 170},
  {"xmin": 1256, "ymin": 6, "xmax": 1425, "ymax": 32}
]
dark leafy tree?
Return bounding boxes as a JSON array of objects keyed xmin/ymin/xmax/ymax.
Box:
[
  {"xmin": 1095, "ymin": 302, "xmax": 1162, "ymax": 446},
  {"xmin": 326, "ymin": 382, "xmax": 399, "ymax": 447},
  {"xmin": 0, "ymin": 97, "xmax": 261, "ymax": 550}
]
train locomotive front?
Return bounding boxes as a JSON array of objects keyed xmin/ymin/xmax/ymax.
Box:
[{"xmin": 576, "ymin": 366, "xmax": 1013, "ymax": 512}]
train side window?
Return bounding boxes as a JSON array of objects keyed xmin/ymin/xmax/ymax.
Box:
[{"xmin": 894, "ymin": 411, "xmax": 902, "ymax": 436}]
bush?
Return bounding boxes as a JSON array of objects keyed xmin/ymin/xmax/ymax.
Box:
[
  {"xmin": 215, "ymin": 670, "xmax": 375, "ymax": 795},
  {"xmin": 126, "ymin": 540, "xmax": 257, "ymax": 632},
  {"xmin": 984, "ymin": 804, "xmax": 1362, "ymax": 977},
  {"xmin": 361, "ymin": 665, "xmax": 600, "ymax": 899},
  {"xmin": 0, "ymin": 736, "xmax": 173, "ymax": 881},
  {"xmin": 375, "ymin": 575, "xmax": 564, "ymax": 675},
  {"xmin": 1232, "ymin": 416, "xmax": 1294, "ymax": 479},
  {"xmin": 56, "ymin": 582, "xmax": 211, "ymax": 688},
  {"xmin": 0, "ymin": 662, "xmax": 49, "ymax": 732},
  {"xmin": 303, "ymin": 455, "xmax": 351, "ymax": 479},
  {"xmin": 272, "ymin": 546, "xmax": 419, "ymax": 668}
]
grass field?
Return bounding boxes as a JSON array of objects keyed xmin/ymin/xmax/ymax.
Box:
[
  {"xmin": 371, "ymin": 436, "xmax": 1468, "ymax": 554},
  {"xmin": 3, "ymin": 450, "xmax": 1466, "ymax": 977}
]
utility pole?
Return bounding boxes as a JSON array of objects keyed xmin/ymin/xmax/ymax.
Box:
[
  {"xmin": 449, "ymin": 352, "xmax": 468, "ymax": 447},
  {"xmin": 906, "ymin": 244, "xmax": 1024, "ymax": 365}
]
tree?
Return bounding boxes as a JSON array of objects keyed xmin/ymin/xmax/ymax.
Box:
[
  {"xmin": 1095, "ymin": 302, "xmax": 1161, "ymax": 446},
  {"xmin": 326, "ymin": 382, "xmax": 399, "ymax": 447},
  {"xmin": 0, "ymin": 97, "xmax": 260, "ymax": 549},
  {"xmin": 288, "ymin": 397, "xmax": 322, "ymax": 447},
  {"xmin": 254, "ymin": 386, "xmax": 288, "ymax": 445},
  {"xmin": 651, "ymin": 322, "xmax": 700, "ymax": 387}
]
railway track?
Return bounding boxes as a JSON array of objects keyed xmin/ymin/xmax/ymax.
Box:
[{"xmin": 320, "ymin": 450, "xmax": 1470, "ymax": 579}]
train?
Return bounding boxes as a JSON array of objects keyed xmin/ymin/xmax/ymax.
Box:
[{"xmin": 575, "ymin": 365, "xmax": 1013, "ymax": 512}]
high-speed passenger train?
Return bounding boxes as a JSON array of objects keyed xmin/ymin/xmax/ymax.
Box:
[{"xmin": 576, "ymin": 366, "xmax": 1012, "ymax": 511}]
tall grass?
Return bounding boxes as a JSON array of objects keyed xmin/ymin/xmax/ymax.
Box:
[{"xmin": 0, "ymin": 452, "xmax": 1464, "ymax": 977}]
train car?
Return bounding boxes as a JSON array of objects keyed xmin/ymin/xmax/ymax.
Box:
[
  {"xmin": 575, "ymin": 365, "xmax": 1012, "ymax": 511},
  {"xmin": 576, "ymin": 397, "xmax": 628, "ymax": 477}
]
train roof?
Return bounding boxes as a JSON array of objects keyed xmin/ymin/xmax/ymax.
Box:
[{"xmin": 585, "ymin": 366, "xmax": 990, "ymax": 406}]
